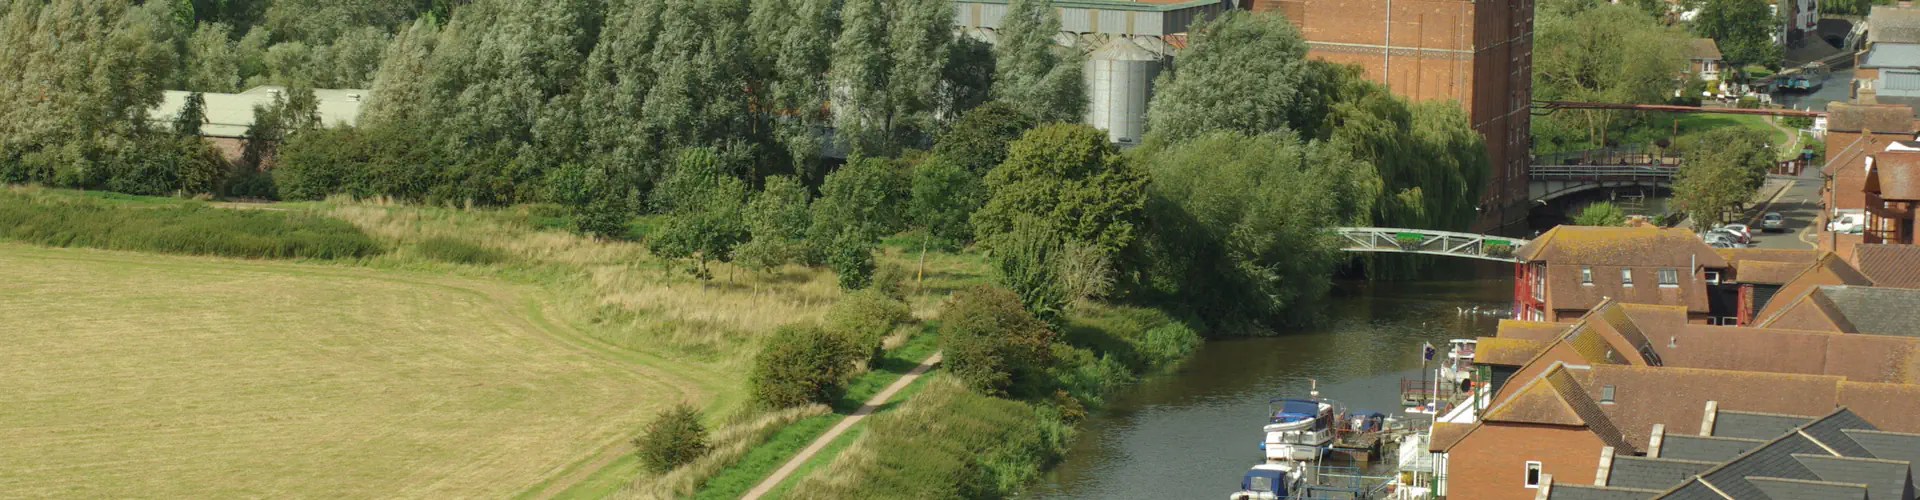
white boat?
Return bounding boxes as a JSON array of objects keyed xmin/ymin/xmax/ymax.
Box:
[
  {"xmin": 1227, "ymin": 462, "xmax": 1309, "ymax": 500},
  {"xmin": 1262, "ymin": 397, "xmax": 1340, "ymax": 462},
  {"xmin": 1435, "ymin": 339, "xmax": 1476, "ymax": 386}
]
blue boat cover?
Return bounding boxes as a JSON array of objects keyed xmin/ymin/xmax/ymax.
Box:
[
  {"xmin": 1242, "ymin": 468, "xmax": 1288, "ymax": 495},
  {"xmin": 1271, "ymin": 399, "xmax": 1321, "ymax": 423},
  {"xmin": 1351, "ymin": 410, "xmax": 1385, "ymax": 418}
]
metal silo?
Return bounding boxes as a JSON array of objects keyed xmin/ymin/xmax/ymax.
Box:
[{"xmin": 1084, "ymin": 37, "xmax": 1161, "ymax": 145}]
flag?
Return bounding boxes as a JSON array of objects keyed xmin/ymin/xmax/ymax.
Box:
[{"xmin": 1422, "ymin": 342, "xmax": 1436, "ymax": 361}]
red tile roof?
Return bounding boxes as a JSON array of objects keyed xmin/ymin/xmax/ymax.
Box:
[
  {"xmin": 1517, "ymin": 226, "xmax": 1728, "ymax": 267},
  {"xmin": 1581, "ymin": 366, "xmax": 1848, "ymax": 452},
  {"xmin": 1868, "ymin": 150, "xmax": 1920, "ymax": 200},
  {"xmin": 1475, "ymin": 337, "xmax": 1550, "ymax": 366},
  {"xmin": 1852, "ymin": 244, "xmax": 1920, "ymax": 288}
]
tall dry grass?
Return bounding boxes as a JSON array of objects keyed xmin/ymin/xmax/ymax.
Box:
[{"xmin": 613, "ymin": 404, "xmax": 831, "ymax": 500}]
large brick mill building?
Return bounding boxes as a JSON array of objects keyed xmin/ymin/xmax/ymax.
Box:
[{"xmin": 953, "ymin": 0, "xmax": 1535, "ymax": 228}]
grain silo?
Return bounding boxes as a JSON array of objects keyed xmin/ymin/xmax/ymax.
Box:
[{"xmin": 1084, "ymin": 37, "xmax": 1161, "ymax": 145}]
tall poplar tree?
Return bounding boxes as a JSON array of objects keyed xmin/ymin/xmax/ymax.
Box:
[{"xmin": 991, "ymin": 0, "xmax": 1085, "ymax": 123}]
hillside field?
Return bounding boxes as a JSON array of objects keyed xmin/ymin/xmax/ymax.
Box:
[{"xmin": 0, "ymin": 243, "xmax": 701, "ymax": 498}]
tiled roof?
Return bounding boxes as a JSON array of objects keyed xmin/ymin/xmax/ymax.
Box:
[
  {"xmin": 1839, "ymin": 382, "xmax": 1920, "ymax": 434},
  {"xmin": 1826, "ymin": 102, "xmax": 1918, "ymax": 133},
  {"xmin": 1753, "ymin": 253, "xmax": 1874, "ymax": 323},
  {"xmin": 1688, "ymin": 38, "xmax": 1722, "ymax": 60},
  {"xmin": 1870, "ymin": 150, "xmax": 1920, "ymax": 200},
  {"xmin": 1548, "ymin": 484, "xmax": 1665, "ymax": 500},
  {"xmin": 1853, "ymin": 244, "xmax": 1920, "ymax": 288},
  {"xmin": 1731, "ymin": 261, "xmax": 1806, "ymax": 285},
  {"xmin": 1845, "ymin": 429, "xmax": 1920, "ymax": 487},
  {"xmin": 1746, "ymin": 477, "xmax": 1869, "ymax": 499},
  {"xmin": 1641, "ymin": 324, "xmax": 1920, "ymax": 384},
  {"xmin": 1429, "ymin": 421, "xmax": 1474, "ymax": 453},
  {"xmin": 1873, "ymin": 5, "xmax": 1920, "ymax": 43},
  {"xmin": 1545, "ymin": 263, "xmax": 1712, "ymax": 313},
  {"xmin": 1679, "ymin": 429, "xmax": 1831, "ymax": 499},
  {"xmin": 1608, "ymin": 456, "xmax": 1718, "ymax": 490},
  {"xmin": 1712, "ymin": 410, "xmax": 1815, "ymax": 440},
  {"xmin": 1790, "ymin": 454, "xmax": 1914, "ymax": 500},
  {"xmin": 1583, "ymin": 366, "xmax": 1847, "ymax": 452},
  {"xmin": 1486, "ymin": 365, "xmax": 1587, "ymax": 426},
  {"xmin": 1569, "ymin": 323, "xmax": 1636, "ymax": 365},
  {"xmin": 1717, "ymin": 248, "xmax": 1818, "ymax": 264},
  {"xmin": 1516, "ymin": 226, "xmax": 1727, "ymax": 267},
  {"xmin": 1496, "ymin": 319, "xmax": 1570, "ymax": 342},
  {"xmin": 1662, "ymin": 434, "xmax": 1767, "ymax": 462},
  {"xmin": 1474, "ymin": 336, "xmax": 1548, "ymax": 366},
  {"xmin": 1812, "ymin": 285, "xmax": 1920, "ymax": 338}
]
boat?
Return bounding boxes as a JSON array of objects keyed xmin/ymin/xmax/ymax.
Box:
[
  {"xmin": 1227, "ymin": 462, "xmax": 1307, "ymax": 500},
  {"xmin": 1262, "ymin": 397, "xmax": 1341, "ymax": 462}
]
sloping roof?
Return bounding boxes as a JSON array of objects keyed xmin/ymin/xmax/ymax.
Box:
[
  {"xmin": 1812, "ymin": 285, "xmax": 1920, "ymax": 337},
  {"xmin": 1747, "ymin": 477, "xmax": 1869, "ymax": 499},
  {"xmin": 1662, "ymin": 434, "xmax": 1767, "ymax": 462},
  {"xmin": 1496, "ymin": 319, "xmax": 1571, "ymax": 342},
  {"xmin": 1640, "ymin": 324, "xmax": 1920, "ymax": 384},
  {"xmin": 1872, "ymin": 5, "xmax": 1920, "ymax": 44},
  {"xmin": 1846, "ymin": 429, "xmax": 1920, "ymax": 487},
  {"xmin": 1655, "ymin": 408, "xmax": 1890, "ymax": 500},
  {"xmin": 1732, "ymin": 261, "xmax": 1808, "ymax": 285},
  {"xmin": 1869, "ymin": 150, "xmax": 1920, "ymax": 200},
  {"xmin": 1853, "ymin": 244, "xmax": 1920, "ymax": 288},
  {"xmin": 1717, "ymin": 248, "xmax": 1819, "ymax": 264},
  {"xmin": 1474, "ymin": 337, "xmax": 1549, "ymax": 366},
  {"xmin": 1548, "ymin": 484, "xmax": 1665, "ymax": 500},
  {"xmin": 147, "ymin": 86, "xmax": 368, "ymax": 138},
  {"xmin": 1790, "ymin": 454, "xmax": 1914, "ymax": 500},
  {"xmin": 1838, "ymin": 381, "xmax": 1920, "ymax": 434},
  {"xmin": 1545, "ymin": 264, "xmax": 1712, "ymax": 313},
  {"xmin": 1517, "ymin": 226, "xmax": 1727, "ymax": 267},
  {"xmin": 1753, "ymin": 253, "xmax": 1874, "ymax": 323},
  {"xmin": 1674, "ymin": 428, "xmax": 1831, "ymax": 499},
  {"xmin": 1583, "ymin": 366, "xmax": 1847, "ymax": 452},
  {"xmin": 1862, "ymin": 41, "xmax": 1920, "ymax": 68},
  {"xmin": 1712, "ymin": 410, "xmax": 1815, "ymax": 440},
  {"xmin": 1688, "ymin": 38, "xmax": 1722, "ymax": 60},
  {"xmin": 1485, "ymin": 365, "xmax": 1587, "ymax": 426},
  {"xmin": 1429, "ymin": 421, "xmax": 1474, "ymax": 453},
  {"xmin": 1608, "ymin": 456, "xmax": 1719, "ymax": 490},
  {"xmin": 1826, "ymin": 102, "xmax": 1918, "ymax": 133}
]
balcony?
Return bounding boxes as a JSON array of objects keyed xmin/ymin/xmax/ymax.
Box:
[{"xmin": 1866, "ymin": 191, "xmax": 1917, "ymax": 220}]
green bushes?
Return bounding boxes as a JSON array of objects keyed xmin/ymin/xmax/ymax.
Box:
[
  {"xmin": 785, "ymin": 379, "xmax": 1071, "ymax": 499},
  {"xmin": 750, "ymin": 325, "xmax": 866, "ymax": 409},
  {"xmin": 414, "ymin": 236, "xmax": 507, "ymax": 265},
  {"xmin": 823, "ymin": 290, "xmax": 912, "ymax": 367},
  {"xmin": 0, "ymin": 191, "xmax": 379, "ymax": 260},
  {"xmin": 635, "ymin": 403, "xmax": 710, "ymax": 473},
  {"xmin": 940, "ymin": 285, "xmax": 1058, "ymax": 397}
]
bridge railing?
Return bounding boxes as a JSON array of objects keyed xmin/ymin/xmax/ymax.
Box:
[
  {"xmin": 1528, "ymin": 164, "xmax": 1677, "ymax": 181},
  {"xmin": 1334, "ymin": 228, "xmax": 1529, "ymax": 262}
]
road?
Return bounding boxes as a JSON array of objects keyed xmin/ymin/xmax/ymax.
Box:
[{"xmin": 1745, "ymin": 174, "xmax": 1822, "ymax": 249}]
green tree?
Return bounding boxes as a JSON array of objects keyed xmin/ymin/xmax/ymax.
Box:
[
  {"xmin": 322, "ymin": 26, "xmax": 391, "ymax": 88},
  {"xmin": 1143, "ymin": 11, "xmax": 1332, "ymax": 143},
  {"xmin": 172, "ymin": 92, "xmax": 209, "ymax": 137},
  {"xmin": 1573, "ymin": 201, "xmax": 1629, "ymax": 226},
  {"xmin": 823, "ymin": 289, "xmax": 912, "ymax": 366},
  {"xmin": 829, "ymin": 0, "xmax": 957, "ymax": 154},
  {"xmin": 751, "ymin": 0, "xmax": 837, "ymax": 181},
  {"xmin": 991, "ymin": 215, "xmax": 1069, "ymax": 322},
  {"xmin": 932, "ymin": 102, "xmax": 1038, "ymax": 175},
  {"xmin": 650, "ymin": 148, "xmax": 751, "ymax": 278},
  {"xmin": 1532, "ymin": 4, "xmax": 1688, "ymax": 151},
  {"xmin": 991, "ymin": 0, "xmax": 1084, "ymax": 123},
  {"xmin": 183, "ymin": 22, "xmax": 241, "ymax": 92},
  {"xmin": 1138, "ymin": 131, "xmax": 1364, "ymax": 331},
  {"xmin": 1693, "ymin": 0, "xmax": 1782, "ymax": 73},
  {"xmin": 1675, "ymin": 128, "xmax": 1775, "ymax": 230},
  {"xmin": 633, "ymin": 403, "xmax": 709, "ymax": 474},
  {"xmin": 809, "ymin": 157, "xmax": 909, "ymax": 253},
  {"xmin": 909, "ymin": 156, "xmax": 986, "ymax": 245},
  {"xmin": 972, "ymin": 123, "xmax": 1148, "ymax": 260},
  {"xmin": 1326, "ymin": 82, "xmax": 1489, "ymax": 232},
  {"xmin": 735, "ymin": 175, "xmax": 815, "ymax": 269},
  {"xmin": 751, "ymin": 324, "xmax": 865, "ymax": 408},
  {"xmin": 939, "ymin": 285, "xmax": 1057, "ymax": 396},
  {"xmin": 361, "ymin": 18, "xmax": 439, "ymax": 126}
]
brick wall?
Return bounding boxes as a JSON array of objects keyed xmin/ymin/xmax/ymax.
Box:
[
  {"xmin": 1257, "ymin": 0, "xmax": 1534, "ymax": 229},
  {"xmin": 1445, "ymin": 423, "xmax": 1606, "ymax": 500}
]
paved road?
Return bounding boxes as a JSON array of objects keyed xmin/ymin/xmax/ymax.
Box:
[
  {"xmin": 1746, "ymin": 174, "xmax": 1823, "ymax": 249},
  {"xmin": 739, "ymin": 352, "xmax": 943, "ymax": 500}
]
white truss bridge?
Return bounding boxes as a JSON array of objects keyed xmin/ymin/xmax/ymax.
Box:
[{"xmin": 1334, "ymin": 228, "xmax": 1531, "ymax": 263}]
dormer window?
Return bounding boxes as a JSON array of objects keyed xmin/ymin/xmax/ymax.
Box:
[
  {"xmin": 1621, "ymin": 269, "xmax": 1634, "ymax": 286},
  {"xmin": 1582, "ymin": 266, "xmax": 1593, "ymax": 285}
]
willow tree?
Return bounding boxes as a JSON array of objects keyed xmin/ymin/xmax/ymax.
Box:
[
  {"xmin": 0, "ymin": 0, "xmax": 182, "ymax": 185},
  {"xmin": 991, "ymin": 0, "xmax": 1084, "ymax": 123},
  {"xmin": 830, "ymin": 0, "xmax": 958, "ymax": 155},
  {"xmin": 1531, "ymin": 3, "xmax": 1686, "ymax": 151},
  {"xmin": 1143, "ymin": 11, "xmax": 1331, "ymax": 144}
]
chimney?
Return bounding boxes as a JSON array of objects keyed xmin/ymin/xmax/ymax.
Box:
[
  {"xmin": 1594, "ymin": 446, "xmax": 1617, "ymax": 486},
  {"xmin": 1535, "ymin": 474, "xmax": 1555, "ymax": 500},
  {"xmin": 1700, "ymin": 401, "xmax": 1719, "ymax": 436}
]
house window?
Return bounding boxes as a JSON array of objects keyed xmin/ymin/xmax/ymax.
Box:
[
  {"xmin": 1581, "ymin": 266, "xmax": 1593, "ymax": 285},
  {"xmin": 1658, "ymin": 269, "xmax": 1679, "ymax": 287},
  {"xmin": 1525, "ymin": 461, "xmax": 1543, "ymax": 488},
  {"xmin": 1622, "ymin": 269, "xmax": 1634, "ymax": 286},
  {"xmin": 1705, "ymin": 271, "xmax": 1721, "ymax": 285},
  {"xmin": 1600, "ymin": 385, "xmax": 1615, "ymax": 404}
]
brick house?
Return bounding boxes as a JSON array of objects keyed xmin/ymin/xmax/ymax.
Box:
[
  {"xmin": 1758, "ymin": 284, "xmax": 1920, "ymax": 337},
  {"xmin": 1512, "ymin": 226, "xmax": 1728, "ymax": 324},
  {"xmin": 1819, "ymin": 102, "xmax": 1916, "ymax": 259},
  {"xmin": 1688, "ymin": 38, "xmax": 1723, "ymax": 82},
  {"xmin": 1751, "ymin": 245, "xmax": 1920, "ymax": 322},
  {"xmin": 1713, "ymin": 248, "xmax": 1817, "ymax": 325},
  {"xmin": 1865, "ymin": 150, "xmax": 1920, "ymax": 244}
]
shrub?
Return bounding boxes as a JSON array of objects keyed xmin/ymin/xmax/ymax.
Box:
[
  {"xmin": 750, "ymin": 325, "xmax": 865, "ymax": 409},
  {"xmin": 824, "ymin": 290, "xmax": 913, "ymax": 367},
  {"xmin": 991, "ymin": 216, "xmax": 1067, "ymax": 323},
  {"xmin": 940, "ymin": 285, "xmax": 1057, "ymax": 397},
  {"xmin": 869, "ymin": 262, "xmax": 911, "ymax": 300},
  {"xmin": 825, "ymin": 237, "xmax": 875, "ymax": 291},
  {"xmin": 634, "ymin": 403, "xmax": 710, "ymax": 474},
  {"xmin": 0, "ymin": 191, "xmax": 379, "ymax": 260},
  {"xmin": 415, "ymin": 236, "xmax": 507, "ymax": 265}
]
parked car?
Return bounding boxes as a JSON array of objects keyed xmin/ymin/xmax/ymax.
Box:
[
  {"xmin": 1829, "ymin": 211, "xmax": 1866, "ymax": 234},
  {"xmin": 1701, "ymin": 232, "xmax": 1735, "ymax": 246},
  {"xmin": 1707, "ymin": 228, "xmax": 1746, "ymax": 244},
  {"xmin": 1762, "ymin": 212, "xmax": 1785, "ymax": 232},
  {"xmin": 1717, "ymin": 224, "xmax": 1752, "ymax": 243}
]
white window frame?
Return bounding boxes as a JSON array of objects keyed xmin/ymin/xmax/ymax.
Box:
[
  {"xmin": 1705, "ymin": 271, "xmax": 1721, "ymax": 285},
  {"xmin": 1581, "ymin": 266, "xmax": 1593, "ymax": 285},
  {"xmin": 1622, "ymin": 268, "xmax": 1634, "ymax": 287},
  {"xmin": 1658, "ymin": 269, "xmax": 1679, "ymax": 287},
  {"xmin": 1525, "ymin": 461, "xmax": 1543, "ymax": 488}
]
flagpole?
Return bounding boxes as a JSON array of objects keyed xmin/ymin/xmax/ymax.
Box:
[{"xmin": 1421, "ymin": 343, "xmax": 1430, "ymax": 412}]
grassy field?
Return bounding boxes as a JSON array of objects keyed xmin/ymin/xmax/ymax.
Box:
[{"xmin": 0, "ymin": 243, "xmax": 702, "ymax": 498}]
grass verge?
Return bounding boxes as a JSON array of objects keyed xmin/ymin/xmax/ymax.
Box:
[{"xmin": 0, "ymin": 187, "xmax": 379, "ymax": 259}]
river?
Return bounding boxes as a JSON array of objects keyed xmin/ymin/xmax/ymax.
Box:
[{"xmin": 1026, "ymin": 276, "xmax": 1514, "ymax": 499}]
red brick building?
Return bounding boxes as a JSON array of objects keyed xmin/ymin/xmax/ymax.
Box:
[
  {"xmin": 1511, "ymin": 226, "xmax": 1728, "ymax": 323},
  {"xmin": 1252, "ymin": 0, "xmax": 1535, "ymax": 228}
]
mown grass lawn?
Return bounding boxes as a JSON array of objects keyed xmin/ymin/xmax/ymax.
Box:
[{"xmin": 0, "ymin": 243, "xmax": 703, "ymax": 498}]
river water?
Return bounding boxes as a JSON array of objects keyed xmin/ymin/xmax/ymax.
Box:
[{"xmin": 1026, "ymin": 277, "xmax": 1514, "ymax": 499}]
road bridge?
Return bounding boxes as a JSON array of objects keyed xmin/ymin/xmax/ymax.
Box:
[{"xmin": 1334, "ymin": 228, "xmax": 1530, "ymax": 262}]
